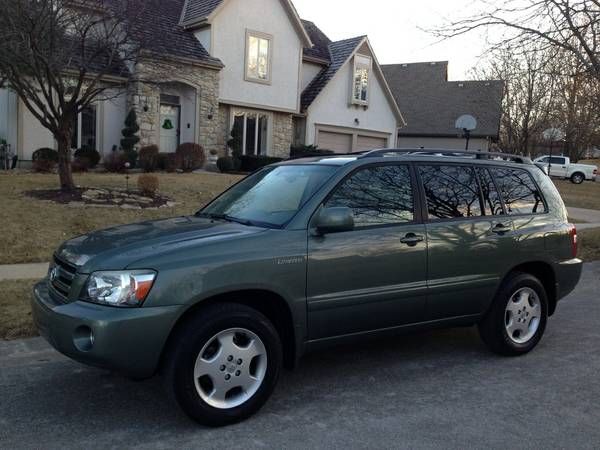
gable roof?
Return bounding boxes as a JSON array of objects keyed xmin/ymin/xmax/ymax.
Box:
[
  {"xmin": 300, "ymin": 33, "xmax": 404, "ymax": 123},
  {"xmin": 105, "ymin": 0, "xmax": 222, "ymax": 67},
  {"xmin": 301, "ymin": 19, "xmax": 332, "ymax": 63},
  {"xmin": 180, "ymin": 0, "xmax": 312, "ymax": 47},
  {"xmin": 301, "ymin": 35, "xmax": 365, "ymax": 111},
  {"xmin": 382, "ymin": 61, "xmax": 504, "ymax": 138}
]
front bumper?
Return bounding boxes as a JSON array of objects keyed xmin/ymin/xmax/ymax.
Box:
[{"xmin": 32, "ymin": 281, "xmax": 182, "ymax": 378}]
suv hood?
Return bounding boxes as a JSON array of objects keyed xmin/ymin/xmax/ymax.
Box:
[{"xmin": 56, "ymin": 216, "xmax": 265, "ymax": 273}]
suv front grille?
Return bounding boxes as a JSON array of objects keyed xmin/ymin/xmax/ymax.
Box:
[{"xmin": 50, "ymin": 256, "xmax": 77, "ymax": 300}]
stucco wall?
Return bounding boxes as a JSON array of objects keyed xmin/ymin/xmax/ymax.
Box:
[
  {"xmin": 305, "ymin": 58, "xmax": 398, "ymax": 148},
  {"xmin": 100, "ymin": 90, "xmax": 127, "ymax": 157},
  {"xmin": 301, "ymin": 62, "xmax": 323, "ymax": 92},
  {"xmin": 397, "ymin": 136, "xmax": 490, "ymax": 151},
  {"xmin": 19, "ymin": 100, "xmax": 55, "ymax": 160},
  {"xmin": 210, "ymin": 0, "xmax": 303, "ymax": 112}
]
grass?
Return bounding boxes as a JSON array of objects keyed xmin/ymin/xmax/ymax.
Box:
[
  {"xmin": 0, "ymin": 171, "xmax": 242, "ymax": 265},
  {"xmin": 579, "ymin": 229, "xmax": 600, "ymax": 262},
  {"xmin": 554, "ymin": 179, "xmax": 600, "ymax": 211},
  {"xmin": 0, "ymin": 280, "xmax": 37, "ymax": 340}
]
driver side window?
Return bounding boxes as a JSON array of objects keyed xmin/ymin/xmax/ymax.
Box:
[{"xmin": 325, "ymin": 165, "xmax": 414, "ymax": 228}]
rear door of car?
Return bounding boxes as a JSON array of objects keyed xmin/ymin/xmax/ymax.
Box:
[
  {"xmin": 417, "ymin": 163, "xmax": 517, "ymax": 320},
  {"xmin": 306, "ymin": 163, "xmax": 428, "ymax": 340}
]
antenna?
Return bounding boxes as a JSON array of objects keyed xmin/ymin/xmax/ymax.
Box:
[{"xmin": 455, "ymin": 115, "xmax": 477, "ymax": 150}]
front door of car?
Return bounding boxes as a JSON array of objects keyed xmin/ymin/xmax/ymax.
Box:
[
  {"xmin": 306, "ymin": 163, "xmax": 427, "ymax": 340},
  {"xmin": 417, "ymin": 164, "xmax": 517, "ymax": 320},
  {"xmin": 548, "ymin": 157, "xmax": 568, "ymax": 177}
]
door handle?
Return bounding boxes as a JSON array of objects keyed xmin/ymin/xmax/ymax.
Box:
[
  {"xmin": 400, "ymin": 233, "xmax": 425, "ymax": 246},
  {"xmin": 491, "ymin": 223, "xmax": 511, "ymax": 235}
]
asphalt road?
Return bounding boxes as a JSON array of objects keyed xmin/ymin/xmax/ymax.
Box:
[{"xmin": 1, "ymin": 263, "xmax": 599, "ymax": 449}]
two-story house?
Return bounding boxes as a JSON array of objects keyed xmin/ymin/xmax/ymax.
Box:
[{"xmin": 0, "ymin": 0, "xmax": 403, "ymax": 163}]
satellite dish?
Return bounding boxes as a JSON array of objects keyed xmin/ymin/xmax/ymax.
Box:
[
  {"xmin": 543, "ymin": 128, "xmax": 565, "ymax": 142},
  {"xmin": 455, "ymin": 114, "xmax": 477, "ymax": 131}
]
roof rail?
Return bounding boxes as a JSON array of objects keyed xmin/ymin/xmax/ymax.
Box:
[{"xmin": 358, "ymin": 148, "xmax": 533, "ymax": 164}]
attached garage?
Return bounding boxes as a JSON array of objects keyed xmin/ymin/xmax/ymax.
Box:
[{"xmin": 316, "ymin": 126, "xmax": 391, "ymax": 154}]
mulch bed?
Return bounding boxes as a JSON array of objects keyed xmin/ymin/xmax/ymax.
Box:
[{"xmin": 26, "ymin": 187, "xmax": 175, "ymax": 209}]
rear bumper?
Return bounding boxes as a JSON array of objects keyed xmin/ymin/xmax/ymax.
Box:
[
  {"xmin": 554, "ymin": 258, "xmax": 583, "ymax": 302},
  {"xmin": 32, "ymin": 281, "xmax": 182, "ymax": 378}
]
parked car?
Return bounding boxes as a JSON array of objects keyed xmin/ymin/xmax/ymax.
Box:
[
  {"xmin": 32, "ymin": 149, "xmax": 582, "ymax": 426},
  {"xmin": 533, "ymin": 155, "xmax": 597, "ymax": 184}
]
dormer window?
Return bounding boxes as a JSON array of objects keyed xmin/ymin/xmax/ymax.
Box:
[
  {"xmin": 245, "ymin": 30, "xmax": 272, "ymax": 84},
  {"xmin": 352, "ymin": 55, "xmax": 371, "ymax": 105}
]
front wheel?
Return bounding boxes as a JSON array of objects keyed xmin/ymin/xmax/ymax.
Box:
[
  {"xmin": 163, "ymin": 303, "xmax": 282, "ymax": 427},
  {"xmin": 478, "ymin": 272, "xmax": 548, "ymax": 356},
  {"xmin": 571, "ymin": 173, "xmax": 585, "ymax": 184}
]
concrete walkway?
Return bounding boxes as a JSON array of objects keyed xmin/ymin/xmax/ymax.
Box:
[
  {"xmin": 567, "ymin": 207, "xmax": 600, "ymax": 231},
  {"xmin": 0, "ymin": 263, "xmax": 48, "ymax": 281}
]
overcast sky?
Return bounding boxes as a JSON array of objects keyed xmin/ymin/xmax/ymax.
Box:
[{"xmin": 293, "ymin": 0, "xmax": 491, "ymax": 80}]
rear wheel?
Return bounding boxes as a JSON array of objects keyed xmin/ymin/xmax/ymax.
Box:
[
  {"xmin": 571, "ymin": 172, "xmax": 585, "ymax": 184},
  {"xmin": 163, "ymin": 303, "xmax": 282, "ymax": 427},
  {"xmin": 478, "ymin": 272, "xmax": 548, "ymax": 356}
]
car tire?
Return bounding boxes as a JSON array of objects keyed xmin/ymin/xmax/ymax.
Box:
[
  {"xmin": 478, "ymin": 272, "xmax": 548, "ymax": 356},
  {"xmin": 162, "ymin": 302, "xmax": 282, "ymax": 427},
  {"xmin": 571, "ymin": 173, "xmax": 585, "ymax": 184}
]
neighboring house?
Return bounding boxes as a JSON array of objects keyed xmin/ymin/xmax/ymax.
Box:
[
  {"xmin": 296, "ymin": 20, "xmax": 404, "ymax": 153},
  {"xmin": 0, "ymin": 0, "xmax": 403, "ymax": 164},
  {"xmin": 382, "ymin": 61, "xmax": 503, "ymax": 151}
]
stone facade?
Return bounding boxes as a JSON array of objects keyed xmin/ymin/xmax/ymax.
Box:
[
  {"xmin": 271, "ymin": 112, "xmax": 294, "ymax": 158},
  {"xmin": 129, "ymin": 58, "xmax": 221, "ymax": 154}
]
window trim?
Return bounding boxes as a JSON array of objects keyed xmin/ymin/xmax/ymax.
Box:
[
  {"xmin": 244, "ymin": 29, "xmax": 273, "ymax": 85},
  {"xmin": 351, "ymin": 54, "xmax": 372, "ymax": 106},
  {"xmin": 230, "ymin": 109, "xmax": 272, "ymax": 156},
  {"xmin": 71, "ymin": 103, "xmax": 99, "ymax": 150},
  {"xmin": 316, "ymin": 161, "xmax": 421, "ymax": 231}
]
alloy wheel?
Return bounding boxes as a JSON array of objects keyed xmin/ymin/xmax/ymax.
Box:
[{"xmin": 504, "ymin": 287, "xmax": 541, "ymax": 344}]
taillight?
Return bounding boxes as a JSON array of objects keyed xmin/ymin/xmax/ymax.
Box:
[{"xmin": 569, "ymin": 224, "xmax": 578, "ymax": 258}]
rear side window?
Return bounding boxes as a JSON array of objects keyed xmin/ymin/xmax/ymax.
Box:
[
  {"xmin": 477, "ymin": 168, "xmax": 504, "ymax": 216},
  {"xmin": 489, "ymin": 168, "xmax": 546, "ymax": 215},
  {"xmin": 325, "ymin": 164, "xmax": 414, "ymax": 227},
  {"xmin": 419, "ymin": 165, "xmax": 483, "ymax": 220}
]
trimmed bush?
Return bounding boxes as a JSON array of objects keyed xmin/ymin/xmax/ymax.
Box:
[
  {"xmin": 32, "ymin": 160, "xmax": 56, "ymax": 173},
  {"xmin": 217, "ymin": 156, "xmax": 234, "ymax": 173},
  {"xmin": 32, "ymin": 148, "xmax": 59, "ymax": 162},
  {"xmin": 73, "ymin": 146, "xmax": 101, "ymax": 168},
  {"xmin": 104, "ymin": 152, "xmax": 128, "ymax": 173},
  {"xmin": 176, "ymin": 143, "xmax": 206, "ymax": 172},
  {"xmin": 137, "ymin": 173, "xmax": 160, "ymax": 197},
  {"xmin": 121, "ymin": 109, "xmax": 140, "ymax": 168},
  {"xmin": 139, "ymin": 145, "xmax": 159, "ymax": 172},
  {"xmin": 157, "ymin": 153, "xmax": 178, "ymax": 173},
  {"xmin": 239, "ymin": 155, "xmax": 284, "ymax": 172},
  {"xmin": 290, "ymin": 144, "xmax": 334, "ymax": 159},
  {"xmin": 71, "ymin": 158, "xmax": 90, "ymax": 173}
]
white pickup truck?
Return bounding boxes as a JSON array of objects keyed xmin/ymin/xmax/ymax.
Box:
[{"xmin": 533, "ymin": 155, "xmax": 597, "ymax": 184}]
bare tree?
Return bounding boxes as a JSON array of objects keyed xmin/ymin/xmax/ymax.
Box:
[
  {"xmin": 0, "ymin": 0, "xmax": 146, "ymax": 190},
  {"xmin": 433, "ymin": 0, "xmax": 600, "ymax": 81}
]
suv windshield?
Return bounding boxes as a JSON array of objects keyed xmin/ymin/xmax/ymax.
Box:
[{"xmin": 199, "ymin": 165, "xmax": 336, "ymax": 228}]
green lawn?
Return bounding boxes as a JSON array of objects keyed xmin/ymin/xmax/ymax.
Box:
[
  {"xmin": 0, "ymin": 280, "xmax": 37, "ymax": 340},
  {"xmin": 554, "ymin": 179, "xmax": 600, "ymax": 211}
]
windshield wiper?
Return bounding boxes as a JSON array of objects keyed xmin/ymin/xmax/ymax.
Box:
[{"xmin": 197, "ymin": 213, "xmax": 269, "ymax": 228}]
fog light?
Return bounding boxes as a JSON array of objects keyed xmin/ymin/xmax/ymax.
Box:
[{"xmin": 73, "ymin": 326, "xmax": 94, "ymax": 352}]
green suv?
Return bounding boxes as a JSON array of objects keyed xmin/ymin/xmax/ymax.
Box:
[{"xmin": 32, "ymin": 149, "xmax": 582, "ymax": 426}]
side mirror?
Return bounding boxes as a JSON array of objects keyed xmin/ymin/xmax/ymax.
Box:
[{"xmin": 314, "ymin": 207, "xmax": 354, "ymax": 235}]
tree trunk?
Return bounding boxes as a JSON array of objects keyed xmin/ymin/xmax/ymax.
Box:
[{"xmin": 56, "ymin": 132, "xmax": 75, "ymax": 191}]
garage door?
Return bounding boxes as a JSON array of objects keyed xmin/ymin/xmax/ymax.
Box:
[
  {"xmin": 317, "ymin": 131, "xmax": 353, "ymax": 154},
  {"xmin": 356, "ymin": 135, "xmax": 388, "ymax": 152}
]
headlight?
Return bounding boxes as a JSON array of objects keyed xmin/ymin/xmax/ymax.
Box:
[{"xmin": 84, "ymin": 270, "xmax": 156, "ymax": 307}]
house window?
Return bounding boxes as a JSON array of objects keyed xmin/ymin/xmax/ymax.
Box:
[
  {"xmin": 231, "ymin": 111, "xmax": 270, "ymax": 156},
  {"xmin": 352, "ymin": 55, "xmax": 371, "ymax": 105},
  {"xmin": 71, "ymin": 105, "xmax": 97, "ymax": 149},
  {"xmin": 246, "ymin": 31, "xmax": 272, "ymax": 83}
]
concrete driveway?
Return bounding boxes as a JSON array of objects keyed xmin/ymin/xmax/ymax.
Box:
[{"xmin": 1, "ymin": 263, "xmax": 599, "ymax": 449}]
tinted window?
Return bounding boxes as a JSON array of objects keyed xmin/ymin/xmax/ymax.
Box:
[
  {"xmin": 550, "ymin": 157, "xmax": 566, "ymax": 164},
  {"xmin": 419, "ymin": 165, "xmax": 483, "ymax": 220},
  {"xmin": 489, "ymin": 168, "xmax": 545, "ymax": 215},
  {"xmin": 325, "ymin": 165, "xmax": 413, "ymax": 227},
  {"xmin": 478, "ymin": 168, "xmax": 504, "ymax": 216}
]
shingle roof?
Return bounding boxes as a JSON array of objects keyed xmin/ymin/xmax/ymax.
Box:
[
  {"xmin": 301, "ymin": 19, "xmax": 332, "ymax": 62},
  {"xmin": 301, "ymin": 35, "xmax": 365, "ymax": 111},
  {"xmin": 180, "ymin": 0, "xmax": 223, "ymax": 25},
  {"xmin": 382, "ymin": 62, "xmax": 504, "ymax": 138},
  {"xmin": 106, "ymin": 0, "xmax": 222, "ymax": 66}
]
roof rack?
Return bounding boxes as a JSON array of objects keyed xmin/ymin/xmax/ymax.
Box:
[{"xmin": 358, "ymin": 148, "xmax": 532, "ymax": 164}]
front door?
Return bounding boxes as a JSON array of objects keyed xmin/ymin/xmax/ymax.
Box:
[
  {"xmin": 549, "ymin": 156, "xmax": 568, "ymax": 178},
  {"xmin": 307, "ymin": 163, "xmax": 427, "ymax": 340},
  {"xmin": 159, "ymin": 104, "xmax": 180, "ymax": 153}
]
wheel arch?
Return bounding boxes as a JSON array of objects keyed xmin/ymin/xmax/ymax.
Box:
[
  {"xmin": 498, "ymin": 261, "xmax": 558, "ymax": 316},
  {"xmin": 159, "ymin": 289, "xmax": 298, "ymax": 373}
]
